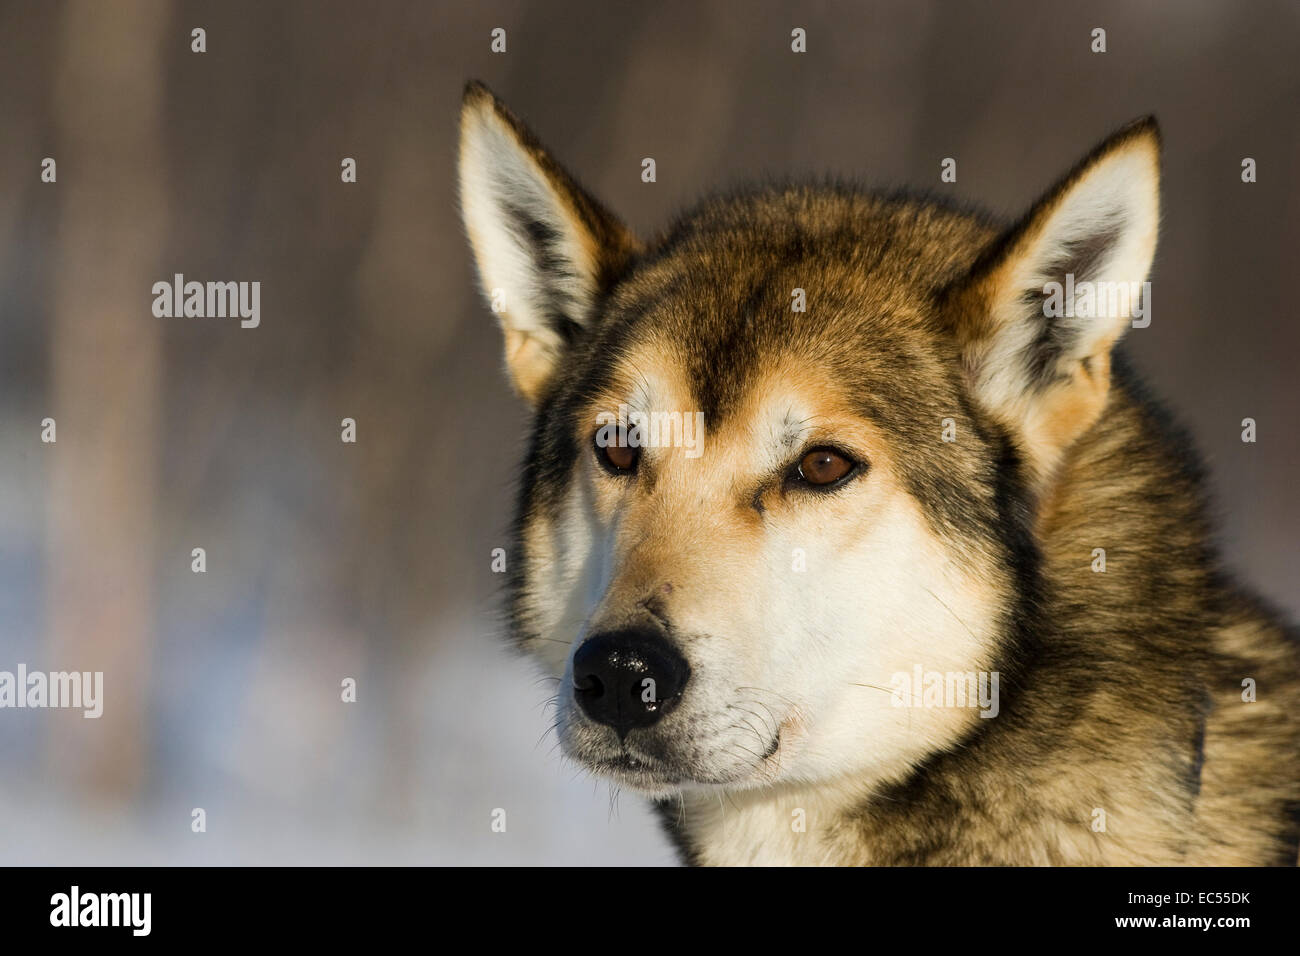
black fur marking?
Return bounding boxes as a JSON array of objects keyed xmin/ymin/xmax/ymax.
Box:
[
  {"xmin": 503, "ymin": 200, "xmax": 585, "ymax": 343},
  {"xmin": 652, "ymin": 799, "xmax": 701, "ymax": 865},
  {"xmin": 1023, "ymin": 223, "xmax": 1124, "ymax": 387}
]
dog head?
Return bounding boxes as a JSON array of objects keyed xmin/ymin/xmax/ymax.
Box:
[{"xmin": 458, "ymin": 82, "xmax": 1160, "ymax": 796}]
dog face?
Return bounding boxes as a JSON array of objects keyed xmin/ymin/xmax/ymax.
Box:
[{"xmin": 458, "ymin": 82, "xmax": 1160, "ymax": 797}]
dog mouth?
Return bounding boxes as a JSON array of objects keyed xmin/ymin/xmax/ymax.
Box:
[
  {"xmin": 585, "ymin": 749, "xmax": 687, "ymax": 790},
  {"xmin": 578, "ymin": 728, "xmax": 783, "ymax": 792},
  {"xmin": 592, "ymin": 751, "xmax": 669, "ymax": 775}
]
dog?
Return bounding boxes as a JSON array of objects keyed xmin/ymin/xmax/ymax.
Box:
[{"xmin": 457, "ymin": 80, "xmax": 1300, "ymax": 865}]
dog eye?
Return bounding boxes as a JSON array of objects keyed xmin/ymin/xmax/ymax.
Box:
[
  {"xmin": 595, "ymin": 428, "xmax": 640, "ymax": 475},
  {"xmin": 796, "ymin": 447, "xmax": 856, "ymax": 487}
]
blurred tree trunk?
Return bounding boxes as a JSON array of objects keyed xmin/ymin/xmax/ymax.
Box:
[{"xmin": 45, "ymin": 0, "xmax": 170, "ymax": 798}]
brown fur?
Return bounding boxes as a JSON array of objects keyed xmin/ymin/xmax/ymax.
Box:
[{"xmin": 459, "ymin": 83, "xmax": 1300, "ymax": 865}]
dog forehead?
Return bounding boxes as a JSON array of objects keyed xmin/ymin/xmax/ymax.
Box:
[
  {"xmin": 587, "ymin": 330, "xmax": 839, "ymax": 431},
  {"xmin": 588, "ymin": 216, "xmax": 988, "ymax": 426},
  {"xmin": 588, "ymin": 281, "xmax": 929, "ymax": 437}
]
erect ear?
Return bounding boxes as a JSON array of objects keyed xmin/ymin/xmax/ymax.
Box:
[
  {"xmin": 458, "ymin": 81, "xmax": 640, "ymax": 405},
  {"xmin": 949, "ymin": 117, "xmax": 1161, "ymax": 485}
]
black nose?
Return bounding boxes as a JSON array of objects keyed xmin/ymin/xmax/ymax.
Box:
[{"xmin": 572, "ymin": 627, "xmax": 690, "ymax": 736}]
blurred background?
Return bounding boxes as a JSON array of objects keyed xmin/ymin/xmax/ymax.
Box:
[{"xmin": 0, "ymin": 0, "xmax": 1296, "ymax": 865}]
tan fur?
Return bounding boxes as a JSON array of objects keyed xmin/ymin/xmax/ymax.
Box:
[{"xmin": 458, "ymin": 85, "xmax": 1300, "ymax": 866}]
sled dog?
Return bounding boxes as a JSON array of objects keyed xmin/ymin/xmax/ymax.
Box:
[{"xmin": 457, "ymin": 81, "xmax": 1300, "ymax": 865}]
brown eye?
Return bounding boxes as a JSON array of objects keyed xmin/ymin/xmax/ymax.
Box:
[
  {"xmin": 595, "ymin": 428, "xmax": 640, "ymax": 474},
  {"xmin": 797, "ymin": 447, "xmax": 855, "ymax": 487}
]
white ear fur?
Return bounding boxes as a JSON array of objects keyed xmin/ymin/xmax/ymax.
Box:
[{"xmin": 458, "ymin": 83, "xmax": 637, "ymax": 404}]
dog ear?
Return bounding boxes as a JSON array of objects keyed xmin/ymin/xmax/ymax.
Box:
[
  {"xmin": 949, "ymin": 118, "xmax": 1161, "ymax": 484},
  {"xmin": 458, "ymin": 81, "xmax": 640, "ymax": 405}
]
